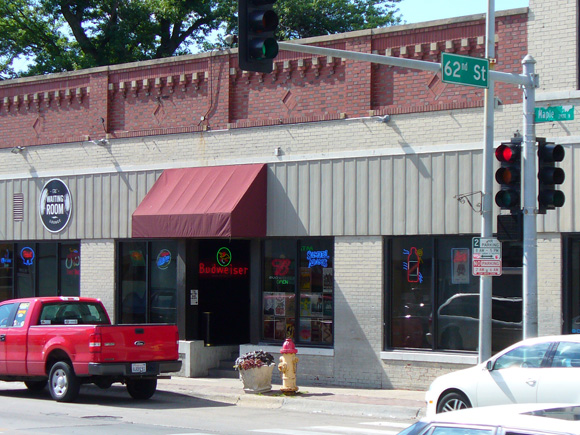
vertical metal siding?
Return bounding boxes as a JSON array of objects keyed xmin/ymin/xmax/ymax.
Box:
[
  {"xmin": 0, "ymin": 170, "xmax": 163, "ymax": 241},
  {"xmin": 269, "ymin": 150, "xmax": 486, "ymax": 237}
]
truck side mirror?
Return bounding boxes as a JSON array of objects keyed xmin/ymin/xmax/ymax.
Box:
[{"xmin": 486, "ymin": 360, "xmax": 494, "ymax": 371}]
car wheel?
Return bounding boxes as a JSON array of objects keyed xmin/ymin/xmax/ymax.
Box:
[
  {"xmin": 126, "ymin": 378, "xmax": 157, "ymax": 400},
  {"xmin": 48, "ymin": 361, "xmax": 80, "ymax": 402},
  {"xmin": 24, "ymin": 380, "xmax": 47, "ymax": 391},
  {"xmin": 437, "ymin": 391, "xmax": 471, "ymax": 413}
]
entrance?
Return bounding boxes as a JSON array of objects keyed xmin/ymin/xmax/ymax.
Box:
[{"xmin": 197, "ymin": 240, "xmax": 250, "ymax": 345}]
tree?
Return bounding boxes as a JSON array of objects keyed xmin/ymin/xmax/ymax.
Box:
[{"xmin": 0, "ymin": 0, "xmax": 402, "ymax": 79}]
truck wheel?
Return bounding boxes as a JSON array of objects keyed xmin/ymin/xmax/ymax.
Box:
[
  {"xmin": 24, "ymin": 380, "xmax": 47, "ymax": 391},
  {"xmin": 126, "ymin": 378, "xmax": 157, "ymax": 400},
  {"xmin": 49, "ymin": 361, "xmax": 80, "ymax": 402}
]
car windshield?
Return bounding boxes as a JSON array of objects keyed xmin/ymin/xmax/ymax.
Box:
[
  {"xmin": 38, "ymin": 302, "xmax": 109, "ymax": 325},
  {"xmin": 397, "ymin": 421, "xmax": 429, "ymax": 435}
]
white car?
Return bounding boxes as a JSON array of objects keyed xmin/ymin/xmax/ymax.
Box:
[
  {"xmin": 425, "ymin": 334, "xmax": 580, "ymax": 416},
  {"xmin": 400, "ymin": 403, "xmax": 580, "ymax": 435}
]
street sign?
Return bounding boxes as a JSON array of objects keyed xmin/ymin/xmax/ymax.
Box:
[
  {"xmin": 442, "ymin": 53, "xmax": 490, "ymax": 89},
  {"xmin": 535, "ymin": 105, "xmax": 574, "ymax": 123},
  {"xmin": 472, "ymin": 237, "xmax": 502, "ymax": 276}
]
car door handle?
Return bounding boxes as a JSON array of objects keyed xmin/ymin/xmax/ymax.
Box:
[
  {"xmin": 526, "ymin": 378, "xmax": 537, "ymax": 386},
  {"xmin": 0, "ymin": 334, "xmax": 5, "ymax": 342}
]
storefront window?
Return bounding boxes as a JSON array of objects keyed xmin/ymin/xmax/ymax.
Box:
[
  {"xmin": 38, "ymin": 244, "xmax": 57, "ymax": 297},
  {"xmin": 564, "ymin": 236, "xmax": 580, "ymax": 334},
  {"xmin": 387, "ymin": 236, "xmax": 522, "ymax": 352},
  {"xmin": 118, "ymin": 240, "xmax": 178, "ymax": 324},
  {"xmin": 0, "ymin": 245, "xmax": 13, "ymax": 301},
  {"xmin": 60, "ymin": 243, "xmax": 81, "ymax": 296},
  {"xmin": 390, "ymin": 237, "xmax": 433, "ymax": 349},
  {"xmin": 262, "ymin": 238, "xmax": 333, "ymax": 346},
  {"xmin": 10, "ymin": 242, "xmax": 80, "ymax": 300}
]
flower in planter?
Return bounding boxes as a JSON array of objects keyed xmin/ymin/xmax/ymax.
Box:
[{"xmin": 234, "ymin": 350, "xmax": 274, "ymax": 371}]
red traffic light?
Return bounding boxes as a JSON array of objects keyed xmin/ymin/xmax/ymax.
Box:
[{"xmin": 495, "ymin": 144, "xmax": 519, "ymax": 163}]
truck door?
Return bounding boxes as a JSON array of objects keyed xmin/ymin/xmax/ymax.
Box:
[
  {"xmin": 0, "ymin": 302, "xmax": 18, "ymax": 374},
  {"xmin": 4, "ymin": 302, "xmax": 31, "ymax": 375}
]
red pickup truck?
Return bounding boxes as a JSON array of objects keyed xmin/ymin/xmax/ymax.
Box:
[{"xmin": 0, "ymin": 296, "xmax": 181, "ymax": 402}]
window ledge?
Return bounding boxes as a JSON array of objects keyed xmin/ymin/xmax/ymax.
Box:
[
  {"xmin": 242, "ymin": 343, "xmax": 334, "ymax": 357},
  {"xmin": 381, "ymin": 350, "xmax": 479, "ymax": 365}
]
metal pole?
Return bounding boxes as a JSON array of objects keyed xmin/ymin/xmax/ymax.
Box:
[
  {"xmin": 522, "ymin": 55, "xmax": 538, "ymax": 338},
  {"xmin": 478, "ymin": 0, "xmax": 495, "ymax": 363}
]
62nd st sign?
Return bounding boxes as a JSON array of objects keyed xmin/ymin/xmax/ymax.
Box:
[{"xmin": 442, "ymin": 53, "xmax": 490, "ymax": 89}]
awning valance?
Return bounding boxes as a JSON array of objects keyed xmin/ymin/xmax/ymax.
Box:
[{"xmin": 132, "ymin": 164, "xmax": 267, "ymax": 238}]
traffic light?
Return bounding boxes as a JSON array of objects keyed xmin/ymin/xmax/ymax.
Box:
[
  {"xmin": 495, "ymin": 137, "xmax": 522, "ymax": 212},
  {"xmin": 537, "ymin": 137, "xmax": 565, "ymax": 214},
  {"xmin": 238, "ymin": 0, "xmax": 279, "ymax": 73}
]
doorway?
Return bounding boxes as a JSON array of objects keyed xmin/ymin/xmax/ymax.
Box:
[{"xmin": 197, "ymin": 240, "xmax": 250, "ymax": 345}]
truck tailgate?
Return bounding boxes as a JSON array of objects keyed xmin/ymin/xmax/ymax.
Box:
[{"xmin": 96, "ymin": 325, "xmax": 179, "ymax": 362}]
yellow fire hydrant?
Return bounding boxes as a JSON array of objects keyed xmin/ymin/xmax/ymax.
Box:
[{"xmin": 278, "ymin": 338, "xmax": 299, "ymax": 395}]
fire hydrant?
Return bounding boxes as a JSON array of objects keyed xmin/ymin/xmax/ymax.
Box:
[{"xmin": 278, "ymin": 338, "xmax": 299, "ymax": 395}]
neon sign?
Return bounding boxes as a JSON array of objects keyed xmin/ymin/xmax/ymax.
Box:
[
  {"xmin": 307, "ymin": 250, "xmax": 329, "ymax": 268},
  {"xmin": 216, "ymin": 247, "xmax": 232, "ymax": 267},
  {"xmin": 199, "ymin": 247, "xmax": 248, "ymax": 278},
  {"xmin": 20, "ymin": 247, "xmax": 35, "ymax": 266},
  {"xmin": 403, "ymin": 247, "xmax": 423, "ymax": 283},
  {"xmin": 157, "ymin": 249, "xmax": 172, "ymax": 270},
  {"xmin": 65, "ymin": 248, "xmax": 80, "ymax": 276},
  {"xmin": 272, "ymin": 258, "xmax": 291, "ymax": 276}
]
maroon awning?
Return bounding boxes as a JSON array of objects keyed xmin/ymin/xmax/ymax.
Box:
[{"xmin": 132, "ymin": 164, "xmax": 267, "ymax": 238}]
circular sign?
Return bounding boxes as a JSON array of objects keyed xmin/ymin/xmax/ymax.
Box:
[
  {"xmin": 216, "ymin": 247, "xmax": 232, "ymax": 267},
  {"xmin": 157, "ymin": 249, "xmax": 172, "ymax": 270},
  {"xmin": 39, "ymin": 178, "xmax": 72, "ymax": 233}
]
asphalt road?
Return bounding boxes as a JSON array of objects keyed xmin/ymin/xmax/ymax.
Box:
[{"xmin": 0, "ymin": 382, "xmax": 413, "ymax": 435}]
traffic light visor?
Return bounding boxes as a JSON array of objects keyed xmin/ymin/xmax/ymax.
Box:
[{"xmin": 249, "ymin": 9, "xmax": 279, "ymax": 32}]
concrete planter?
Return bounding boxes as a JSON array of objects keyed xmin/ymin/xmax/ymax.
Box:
[{"xmin": 238, "ymin": 364, "xmax": 275, "ymax": 393}]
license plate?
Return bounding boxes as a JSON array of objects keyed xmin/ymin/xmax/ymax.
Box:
[{"xmin": 131, "ymin": 363, "xmax": 146, "ymax": 373}]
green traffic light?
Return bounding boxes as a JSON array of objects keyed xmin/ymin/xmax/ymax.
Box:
[
  {"xmin": 249, "ymin": 37, "xmax": 279, "ymax": 60},
  {"xmin": 495, "ymin": 190, "xmax": 519, "ymax": 209}
]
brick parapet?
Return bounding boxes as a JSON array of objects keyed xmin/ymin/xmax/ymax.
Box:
[{"xmin": 0, "ymin": 10, "xmax": 527, "ymax": 151}]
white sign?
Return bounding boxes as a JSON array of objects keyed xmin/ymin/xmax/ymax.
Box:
[
  {"xmin": 190, "ymin": 289, "xmax": 199, "ymax": 306},
  {"xmin": 472, "ymin": 237, "xmax": 502, "ymax": 276}
]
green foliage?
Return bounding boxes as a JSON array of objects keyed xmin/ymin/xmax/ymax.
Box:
[{"xmin": 0, "ymin": 0, "xmax": 402, "ymax": 78}]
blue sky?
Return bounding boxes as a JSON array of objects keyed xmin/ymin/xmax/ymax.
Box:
[{"xmin": 396, "ymin": 0, "xmax": 529, "ymax": 24}]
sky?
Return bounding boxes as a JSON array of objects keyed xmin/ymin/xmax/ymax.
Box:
[{"xmin": 396, "ymin": 0, "xmax": 529, "ymax": 24}]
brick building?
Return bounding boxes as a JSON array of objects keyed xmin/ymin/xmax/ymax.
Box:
[{"xmin": 0, "ymin": 0, "xmax": 577, "ymax": 389}]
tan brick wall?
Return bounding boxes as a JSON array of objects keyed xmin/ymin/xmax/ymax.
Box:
[
  {"xmin": 537, "ymin": 234, "xmax": 562, "ymax": 336},
  {"xmin": 529, "ymin": 0, "xmax": 578, "ymax": 91},
  {"xmin": 80, "ymin": 239, "xmax": 116, "ymax": 323}
]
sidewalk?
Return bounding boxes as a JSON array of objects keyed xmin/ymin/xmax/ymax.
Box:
[{"xmin": 157, "ymin": 376, "xmax": 427, "ymax": 421}]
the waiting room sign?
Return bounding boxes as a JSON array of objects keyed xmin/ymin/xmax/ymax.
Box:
[{"xmin": 39, "ymin": 178, "xmax": 72, "ymax": 233}]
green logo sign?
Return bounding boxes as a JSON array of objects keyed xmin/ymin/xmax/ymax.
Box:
[{"xmin": 535, "ymin": 106, "xmax": 574, "ymax": 123}]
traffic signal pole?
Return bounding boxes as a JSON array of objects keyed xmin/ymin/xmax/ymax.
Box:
[
  {"xmin": 522, "ymin": 55, "xmax": 538, "ymax": 339},
  {"xmin": 478, "ymin": 0, "xmax": 495, "ymax": 363}
]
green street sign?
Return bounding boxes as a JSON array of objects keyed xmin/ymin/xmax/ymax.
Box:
[
  {"xmin": 442, "ymin": 53, "xmax": 489, "ymax": 88},
  {"xmin": 535, "ymin": 106, "xmax": 575, "ymax": 123}
]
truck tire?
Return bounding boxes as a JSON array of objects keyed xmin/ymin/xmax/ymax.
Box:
[
  {"xmin": 48, "ymin": 361, "xmax": 80, "ymax": 402},
  {"xmin": 24, "ymin": 380, "xmax": 47, "ymax": 391},
  {"xmin": 126, "ymin": 378, "xmax": 157, "ymax": 400}
]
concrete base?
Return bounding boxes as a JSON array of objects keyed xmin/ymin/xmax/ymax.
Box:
[{"xmin": 177, "ymin": 341, "xmax": 238, "ymax": 377}]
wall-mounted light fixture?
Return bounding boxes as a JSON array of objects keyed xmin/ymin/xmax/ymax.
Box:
[
  {"xmin": 91, "ymin": 139, "xmax": 109, "ymax": 146},
  {"xmin": 375, "ymin": 114, "xmax": 391, "ymax": 124},
  {"xmin": 274, "ymin": 147, "xmax": 282, "ymax": 156},
  {"xmin": 11, "ymin": 146, "xmax": 25, "ymax": 154}
]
